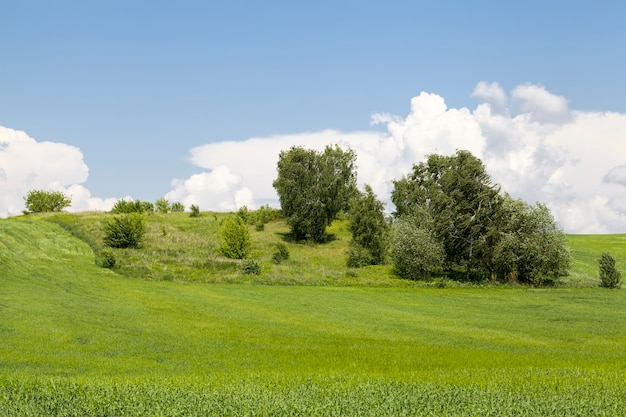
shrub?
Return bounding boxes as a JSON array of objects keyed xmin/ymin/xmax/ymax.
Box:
[
  {"xmin": 346, "ymin": 242, "xmax": 374, "ymax": 268},
  {"xmin": 390, "ymin": 217, "xmax": 444, "ymax": 280},
  {"xmin": 218, "ymin": 216, "xmax": 251, "ymax": 259},
  {"xmin": 95, "ymin": 248, "xmax": 117, "ymax": 268},
  {"xmin": 599, "ymin": 252, "xmax": 622, "ymax": 288},
  {"xmin": 189, "ymin": 204, "xmax": 200, "ymax": 217},
  {"xmin": 272, "ymin": 242, "xmax": 290, "ymax": 264},
  {"xmin": 155, "ymin": 198, "xmax": 170, "ymax": 213},
  {"xmin": 241, "ymin": 259, "xmax": 261, "ymax": 275},
  {"xmin": 103, "ymin": 213, "xmax": 146, "ymax": 249},
  {"xmin": 111, "ymin": 199, "xmax": 153, "ymax": 214},
  {"xmin": 23, "ymin": 190, "xmax": 71, "ymax": 213},
  {"xmin": 170, "ymin": 201, "xmax": 185, "ymax": 212}
]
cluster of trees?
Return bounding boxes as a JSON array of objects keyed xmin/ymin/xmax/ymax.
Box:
[
  {"xmin": 20, "ymin": 147, "xmax": 621, "ymax": 287},
  {"xmin": 273, "ymin": 146, "xmax": 572, "ymax": 285}
]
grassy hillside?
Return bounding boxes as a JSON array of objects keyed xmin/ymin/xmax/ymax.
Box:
[{"xmin": 1, "ymin": 214, "xmax": 626, "ymax": 415}]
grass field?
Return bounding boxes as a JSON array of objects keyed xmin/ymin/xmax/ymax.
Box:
[{"xmin": 1, "ymin": 214, "xmax": 625, "ymax": 415}]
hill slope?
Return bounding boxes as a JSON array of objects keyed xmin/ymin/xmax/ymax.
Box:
[{"xmin": 1, "ymin": 217, "xmax": 626, "ymax": 415}]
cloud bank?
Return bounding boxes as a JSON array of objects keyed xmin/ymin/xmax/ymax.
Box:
[
  {"xmin": 2, "ymin": 82, "xmax": 625, "ymax": 233},
  {"xmin": 171, "ymin": 82, "xmax": 626, "ymax": 233},
  {"xmin": 0, "ymin": 126, "xmax": 117, "ymax": 215}
]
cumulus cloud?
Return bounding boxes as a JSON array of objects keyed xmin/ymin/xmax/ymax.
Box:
[
  {"xmin": 171, "ymin": 82, "xmax": 626, "ymax": 233},
  {"xmin": 0, "ymin": 126, "xmax": 116, "ymax": 216}
]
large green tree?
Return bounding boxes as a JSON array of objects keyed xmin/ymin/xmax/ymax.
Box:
[
  {"xmin": 391, "ymin": 150, "xmax": 569, "ymax": 283},
  {"xmin": 273, "ymin": 145, "xmax": 357, "ymax": 242},
  {"xmin": 484, "ymin": 196, "xmax": 570, "ymax": 285},
  {"xmin": 392, "ymin": 150, "xmax": 501, "ymax": 279}
]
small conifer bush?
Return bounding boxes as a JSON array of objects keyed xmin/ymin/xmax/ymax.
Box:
[{"xmin": 599, "ymin": 252, "xmax": 622, "ymax": 288}]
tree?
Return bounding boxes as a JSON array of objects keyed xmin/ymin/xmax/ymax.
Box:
[
  {"xmin": 273, "ymin": 145, "xmax": 357, "ymax": 242},
  {"xmin": 103, "ymin": 213, "xmax": 146, "ymax": 249},
  {"xmin": 347, "ymin": 185, "xmax": 388, "ymax": 267},
  {"xmin": 486, "ymin": 196, "xmax": 570, "ymax": 285},
  {"xmin": 392, "ymin": 150, "xmax": 501, "ymax": 279},
  {"xmin": 599, "ymin": 252, "xmax": 622, "ymax": 288},
  {"xmin": 155, "ymin": 198, "xmax": 170, "ymax": 213},
  {"xmin": 390, "ymin": 209, "xmax": 444, "ymax": 279},
  {"xmin": 23, "ymin": 190, "xmax": 71, "ymax": 213},
  {"xmin": 170, "ymin": 201, "xmax": 185, "ymax": 212},
  {"xmin": 218, "ymin": 216, "xmax": 251, "ymax": 259}
]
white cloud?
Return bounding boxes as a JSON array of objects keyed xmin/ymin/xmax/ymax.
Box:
[
  {"xmin": 604, "ymin": 164, "xmax": 626, "ymax": 187},
  {"xmin": 172, "ymin": 82, "xmax": 626, "ymax": 233},
  {"xmin": 0, "ymin": 126, "xmax": 116, "ymax": 215}
]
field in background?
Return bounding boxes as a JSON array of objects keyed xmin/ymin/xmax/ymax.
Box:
[{"xmin": 1, "ymin": 214, "xmax": 625, "ymax": 415}]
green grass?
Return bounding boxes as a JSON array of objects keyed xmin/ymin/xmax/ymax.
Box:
[
  {"xmin": 566, "ymin": 234, "xmax": 626, "ymax": 286},
  {"xmin": 1, "ymin": 215, "xmax": 626, "ymax": 415}
]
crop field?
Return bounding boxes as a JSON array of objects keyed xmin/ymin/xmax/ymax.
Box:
[{"xmin": 1, "ymin": 214, "xmax": 625, "ymax": 416}]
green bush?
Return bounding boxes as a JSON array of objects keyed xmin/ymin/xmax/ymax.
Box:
[
  {"xmin": 111, "ymin": 199, "xmax": 153, "ymax": 214},
  {"xmin": 189, "ymin": 204, "xmax": 200, "ymax": 217},
  {"xmin": 241, "ymin": 259, "xmax": 261, "ymax": 275},
  {"xmin": 390, "ymin": 217, "xmax": 444, "ymax": 280},
  {"xmin": 219, "ymin": 216, "xmax": 251, "ymax": 259},
  {"xmin": 599, "ymin": 252, "xmax": 622, "ymax": 288},
  {"xmin": 272, "ymin": 242, "xmax": 290, "ymax": 264},
  {"xmin": 95, "ymin": 248, "xmax": 117, "ymax": 268},
  {"xmin": 155, "ymin": 198, "xmax": 170, "ymax": 213},
  {"xmin": 346, "ymin": 242, "xmax": 374, "ymax": 268},
  {"xmin": 23, "ymin": 190, "xmax": 71, "ymax": 213},
  {"xmin": 170, "ymin": 201, "xmax": 185, "ymax": 212},
  {"xmin": 103, "ymin": 214, "xmax": 146, "ymax": 249}
]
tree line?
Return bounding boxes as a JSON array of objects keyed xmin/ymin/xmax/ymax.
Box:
[
  {"xmin": 274, "ymin": 146, "xmax": 572, "ymax": 285},
  {"xmin": 21, "ymin": 146, "xmax": 622, "ymax": 287}
]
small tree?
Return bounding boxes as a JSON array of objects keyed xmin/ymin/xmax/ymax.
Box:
[
  {"xmin": 170, "ymin": 201, "xmax": 185, "ymax": 212},
  {"xmin": 190, "ymin": 204, "xmax": 200, "ymax": 217},
  {"xmin": 390, "ymin": 211, "xmax": 444, "ymax": 280},
  {"xmin": 599, "ymin": 252, "xmax": 622, "ymax": 288},
  {"xmin": 103, "ymin": 213, "xmax": 146, "ymax": 249},
  {"xmin": 347, "ymin": 185, "xmax": 388, "ymax": 267},
  {"xmin": 23, "ymin": 190, "xmax": 71, "ymax": 213},
  {"xmin": 155, "ymin": 198, "xmax": 170, "ymax": 213},
  {"xmin": 219, "ymin": 216, "xmax": 251, "ymax": 259}
]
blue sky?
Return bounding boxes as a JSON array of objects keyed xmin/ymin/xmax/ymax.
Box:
[{"xmin": 1, "ymin": 1, "xmax": 626, "ymax": 232}]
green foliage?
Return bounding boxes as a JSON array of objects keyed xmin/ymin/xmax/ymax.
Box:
[
  {"xmin": 111, "ymin": 199, "xmax": 154, "ymax": 214},
  {"xmin": 237, "ymin": 206, "xmax": 250, "ymax": 223},
  {"xmin": 155, "ymin": 198, "xmax": 170, "ymax": 213},
  {"xmin": 103, "ymin": 213, "xmax": 146, "ymax": 249},
  {"xmin": 23, "ymin": 189, "xmax": 71, "ymax": 213},
  {"xmin": 390, "ymin": 214, "xmax": 445, "ymax": 280},
  {"xmin": 348, "ymin": 185, "xmax": 388, "ymax": 266},
  {"xmin": 346, "ymin": 242, "xmax": 374, "ymax": 268},
  {"xmin": 599, "ymin": 252, "xmax": 622, "ymax": 288},
  {"xmin": 95, "ymin": 248, "xmax": 117, "ymax": 268},
  {"xmin": 272, "ymin": 242, "xmax": 290, "ymax": 264},
  {"xmin": 189, "ymin": 204, "xmax": 200, "ymax": 217},
  {"xmin": 241, "ymin": 259, "xmax": 261, "ymax": 275},
  {"xmin": 170, "ymin": 201, "xmax": 185, "ymax": 212},
  {"xmin": 273, "ymin": 145, "xmax": 357, "ymax": 242},
  {"xmin": 218, "ymin": 216, "xmax": 251, "ymax": 259},
  {"xmin": 392, "ymin": 151, "xmax": 569, "ymax": 282},
  {"xmin": 486, "ymin": 197, "xmax": 571, "ymax": 285}
]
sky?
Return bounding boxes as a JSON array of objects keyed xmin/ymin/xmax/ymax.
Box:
[{"xmin": 1, "ymin": 0, "xmax": 626, "ymax": 233}]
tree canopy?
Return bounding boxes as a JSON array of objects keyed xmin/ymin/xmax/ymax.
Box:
[
  {"xmin": 23, "ymin": 190, "xmax": 72, "ymax": 213},
  {"xmin": 391, "ymin": 150, "xmax": 569, "ymax": 283},
  {"xmin": 273, "ymin": 145, "xmax": 357, "ymax": 242}
]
